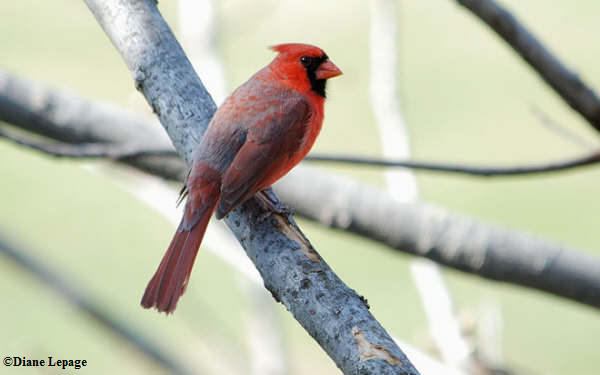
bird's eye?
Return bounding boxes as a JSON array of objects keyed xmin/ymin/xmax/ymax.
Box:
[{"xmin": 300, "ymin": 56, "xmax": 312, "ymax": 67}]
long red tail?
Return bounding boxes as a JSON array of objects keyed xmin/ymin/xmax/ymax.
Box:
[{"xmin": 141, "ymin": 171, "xmax": 220, "ymax": 313}]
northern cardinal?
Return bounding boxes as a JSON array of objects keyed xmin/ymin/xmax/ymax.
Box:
[{"xmin": 141, "ymin": 43, "xmax": 342, "ymax": 313}]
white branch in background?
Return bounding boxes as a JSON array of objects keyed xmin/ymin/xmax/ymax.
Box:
[
  {"xmin": 99, "ymin": 165, "xmax": 262, "ymax": 284},
  {"xmin": 369, "ymin": 1, "xmax": 473, "ymax": 373},
  {"xmin": 476, "ymin": 301, "xmax": 504, "ymax": 369},
  {"xmin": 395, "ymin": 337, "xmax": 467, "ymax": 375},
  {"xmin": 410, "ymin": 261, "xmax": 471, "ymax": 369},
  {"xmin": 369, "ymin": 0, "xmax": 418, "ymax": 203},
  {"xmin": 242, "ymin": 281, "xmax": 288, "ymax": 375},
  {"xmin": 179, "ymin": 0, "xmax": 228, "ymax": 105}
]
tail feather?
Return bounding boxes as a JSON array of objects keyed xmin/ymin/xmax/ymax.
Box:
[
  {"xmin": 157, "ymin": 226, "xmax": 204, "ymax": 311},
  {"xmin": 141, "ymin": 169, "xmax": 220, "ymax": 313},
  {"xmin": 141, "ymin": 206, "xmax": 215, "ymax": 313},
  {"xmin": 141, "ymin": 227, "xmax": 189, "ymax": 310}
]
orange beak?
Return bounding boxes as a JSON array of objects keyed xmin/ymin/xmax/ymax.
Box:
[{"xmin": 315, "ymin": 59, "xmax": 342, "ymax": 80}]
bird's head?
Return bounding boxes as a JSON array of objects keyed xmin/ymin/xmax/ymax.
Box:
[{"xmin": 269, "ymin": 43, "xmax": 342, "ymax": 98}]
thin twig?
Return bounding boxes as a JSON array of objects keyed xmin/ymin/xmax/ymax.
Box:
[
  {"xmin": 530, "ymin": 105, "xmax": 597, "ymax": 150},
  {"xmin": 305, "ymin": 152, "xmax": 600, "ymax": 176}
]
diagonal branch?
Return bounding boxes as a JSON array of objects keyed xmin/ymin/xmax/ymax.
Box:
[
  {"xmin": 456, "ymin": 0, "xmax": 600, "ymax": 131},
  {"xmin": 82, "ymin": 1, "xmax": 419, "ymax": 374},
  {"xmin": 2, "ymin": 69, "xmax": 600, "ymax": 310}
]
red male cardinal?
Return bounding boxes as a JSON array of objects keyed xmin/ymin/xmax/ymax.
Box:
[{"xmin": 141, "ymin": 43, "xmax": 342, "ymax": 313}]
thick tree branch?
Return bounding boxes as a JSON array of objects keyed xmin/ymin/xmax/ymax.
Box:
[
  {"xmin": 81, "ymin": 1, "xmax": 419, "ymax": 374},
  {"xmin": 0, "ymin": 231, "xmax": 192, "ymax": 375},
  {"xmin": 2, "ymin": 69, "xmax": 600, "ymax": 310},
  {"xmin": 0, "ymin": 70, "xmax": 185, "ymax": 180},
  {"xmin": 456, "ymin": 0, "xmax": 600, "ymax": 131},
  {"xmin": 275, "ymin": 167, "xmax": 600, "ymax": 310}
]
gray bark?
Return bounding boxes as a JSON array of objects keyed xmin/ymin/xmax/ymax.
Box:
[
  {"xmin": 82, "ymin": 0, "xmax": 419, "ymax": 374},
  {"xmin": 0, "ymin": 70, "xmax": 184, "ymax": 180},
  {"xmin": 275, "ymin": 167, "xmax": 600, "ymax": 310},
  {"xmin": 2, "ymin": 68, "xmax": 600, "ymax": 310}
]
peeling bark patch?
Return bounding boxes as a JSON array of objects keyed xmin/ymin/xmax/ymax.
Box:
[
  {"xmin": 352, "ymin": 326, "xmax": 403, "ymax": 366},
  {"xmin": 273, "ymin": 215, "xmax": 321, "ymax": 262}
]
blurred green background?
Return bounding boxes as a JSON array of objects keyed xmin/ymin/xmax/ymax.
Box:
[{"xmin": 1, "ymin": 0, "xmax": 599, "ymax": 374}]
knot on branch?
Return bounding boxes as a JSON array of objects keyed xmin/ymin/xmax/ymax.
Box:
[{"xmin": 134, "ymin": 68, "xmax": 147, "ymax": 92}]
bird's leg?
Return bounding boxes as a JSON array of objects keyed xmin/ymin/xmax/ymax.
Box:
[{"xmin": 256, "ymin": 187, "xmax": 294, "ymax": 219}]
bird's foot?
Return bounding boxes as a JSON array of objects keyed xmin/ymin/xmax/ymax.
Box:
[{"xmin": 256, "ymin": 188, "xmax": 294, "ymax": 220}]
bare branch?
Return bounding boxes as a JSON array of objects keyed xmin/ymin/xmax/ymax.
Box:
[
  {"xmin": 0, "ymin": 231, "xmax": 193, "ymax": 375},
  {"xmin": 369, "ymin": 0, "xmax": 418, "ymax": 202},
  {"xmin": 0, "ymin": 71, "xmax": 600, "ymax": 307},
  {"xmin": 275, "ymin": 167, "xmax": 600, "ymax": 310},
  {"xmin": 82, "ymin": 1, "xmax": 419, "ymax": 374},
  {"xmin": 0, "ymin": 70, "xmax": 186, "ymax": 181},
  {"xmin": 2, "ymin": 69, "xmax": 600, "ymax": 310},
  {"xmin": 456, "ymin": 0, "xmax": 600, "ymax": 131}
]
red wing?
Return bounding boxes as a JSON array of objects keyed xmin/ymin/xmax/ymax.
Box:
[{"xmin": 215, "ymin": 97, "xmax": 310, "ymax": 219}]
